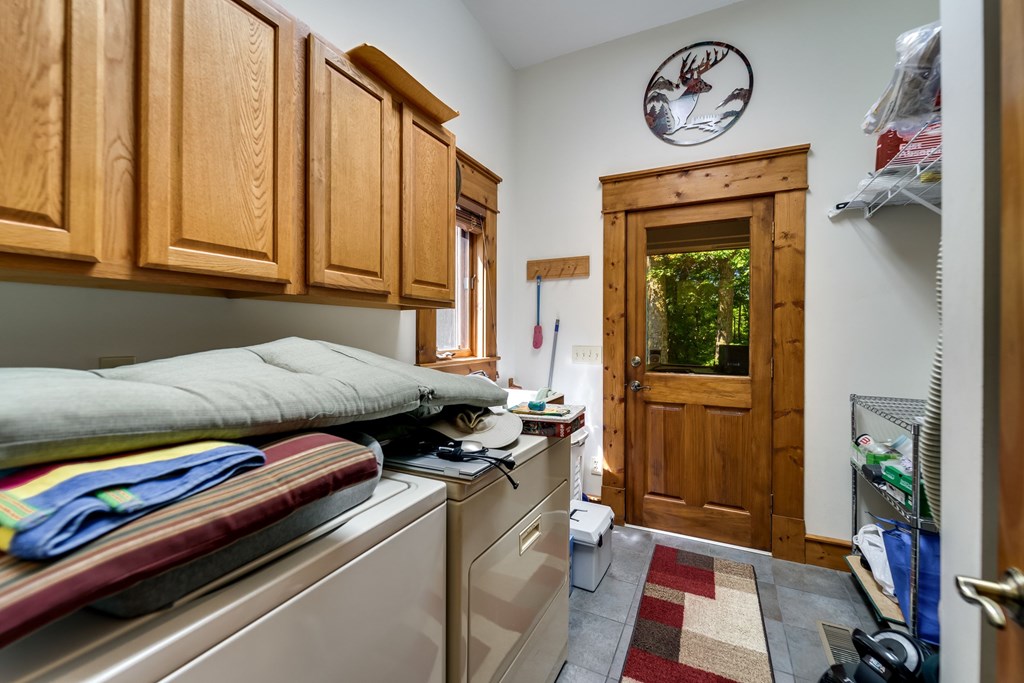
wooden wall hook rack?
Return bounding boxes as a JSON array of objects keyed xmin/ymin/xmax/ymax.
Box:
[{"xmin": 526, "ymin": 256, "xmax": 590, "ymax": 281}]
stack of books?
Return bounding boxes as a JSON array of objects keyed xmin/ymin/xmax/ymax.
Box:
[{"xmin": 509, "ymin": 403, "xmax": 585, "ymax": 438}]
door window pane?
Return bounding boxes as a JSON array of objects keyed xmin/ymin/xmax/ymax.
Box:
[{"xmin": 646, "ymin": 219, "xmax": 751, "ymax": 376}]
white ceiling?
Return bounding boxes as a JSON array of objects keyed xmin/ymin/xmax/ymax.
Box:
[{"xmin": 459, "ymin": 0, "xmax": 746, "ymax": 69}]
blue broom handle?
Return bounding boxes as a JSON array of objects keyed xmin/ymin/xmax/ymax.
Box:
[{"xmin": 548, "ymin": 318, "xmax": 560, "ymax": 388}]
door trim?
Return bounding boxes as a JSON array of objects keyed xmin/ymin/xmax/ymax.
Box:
[{"xmin": 599, "ymin": 144, "xmax": 809, "ymax": 562}]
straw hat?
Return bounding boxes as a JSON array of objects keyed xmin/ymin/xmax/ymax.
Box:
[{"xmin": 429, "ymin": 406, "xmax": 523, "ymax": 449}]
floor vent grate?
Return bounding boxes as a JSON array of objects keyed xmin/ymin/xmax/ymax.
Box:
[{"xmin": 817, "ymin": 622, "xmax": 859, "ymax": 666}]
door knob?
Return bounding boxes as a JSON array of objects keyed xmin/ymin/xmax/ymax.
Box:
[
  {"xmin": 628, "ymin": 380, "xmax": 651, "ymax": 392},
  {"xmin": 955, "ymin": 567, "xmax": 1024, "ymax": 629},
  {"xmin": 630, "ymin": 356, "xmax": 642, "ymax": 368}
]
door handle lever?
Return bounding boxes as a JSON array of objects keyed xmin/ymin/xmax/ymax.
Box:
[
  {"xmin": 955, "ymin": 567, "xmax": 1024, "ymax": 629},
  {"xmin": 628, "ymin": 380, "xmax": 651, "ymax": 392}
]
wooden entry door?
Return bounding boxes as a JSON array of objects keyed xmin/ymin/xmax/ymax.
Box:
[{"xmin": 626, "ymin": 197, "xmax": 773, "ymax": 550}]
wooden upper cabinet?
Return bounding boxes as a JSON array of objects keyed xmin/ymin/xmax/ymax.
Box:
[
  {"xmin": 138, "ymin": 0, "xmax": 295, "ymax": 283},
  {"xmin": 307, "ymin": 36, "xmax": 397, "ymax": 295},
  {"xmin": 0, "ymin": 0, "xmax": 104, "ymax": 262},
  {"xmin": 400, "ymin": 109, "xmax": 456, "ymax": 303}
]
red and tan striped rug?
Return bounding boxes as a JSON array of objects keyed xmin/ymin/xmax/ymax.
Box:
[{"xmin": 622, "ymin": 544, "xmax": 772, "ymax": 683}]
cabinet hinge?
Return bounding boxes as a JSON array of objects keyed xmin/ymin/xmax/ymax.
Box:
[
  {"xmin": 770, "ymin": 358, "xmax": 774, "ymax": 378},
  {"xmin": 771, "ymin": 221, "xmax": 776, "ymax": 242}
]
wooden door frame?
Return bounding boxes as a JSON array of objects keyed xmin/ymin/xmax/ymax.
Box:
[
  {"xmin": 599, "ymin": 144, "xmax": 809, "ymax": 561},
  {"xmin": 999, "ymin": 0, "xmax": 1023, "ymax": 674}
]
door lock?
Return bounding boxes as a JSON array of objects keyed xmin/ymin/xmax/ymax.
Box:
[
  {"xmin": 955, "ymin": 567, "xmax": 1024, "ymax": 629},
  {"xmin": 628, "ymin": 380, "xmax": 651, "ymax": 392},
  {"xmin": 630, "ymin": 356, "xmax": 642, "ymax": 368}
]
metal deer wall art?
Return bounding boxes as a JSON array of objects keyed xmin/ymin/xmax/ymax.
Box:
[{"xmin": 644, "ymin": 41, "xmax": 753, "ymax": 146}]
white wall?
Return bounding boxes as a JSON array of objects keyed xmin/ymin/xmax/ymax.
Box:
[
  {"xmin": 0, "ymin": 0, "xmax": 517, "ymax": 373},
  {"xmin": 938, "ymin": 0, "xmax": 1000, "ymax": 679},
  {"xmin": 509, "ymin": 0, "xmax": 941, "ymax": 526}
]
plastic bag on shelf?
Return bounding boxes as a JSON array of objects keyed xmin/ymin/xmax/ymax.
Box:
[
  {"xmin": 853, "ymin": 523, "xmax": 897, "ymax": 600},
  {"xmin": 863, "ymin": 21, "xmax": 941, "ymax": 135}
]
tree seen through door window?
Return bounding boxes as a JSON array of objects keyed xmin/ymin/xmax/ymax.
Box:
[{"xmin": 646, "ymin": 247, "xmax": 750, "ymax": 374}]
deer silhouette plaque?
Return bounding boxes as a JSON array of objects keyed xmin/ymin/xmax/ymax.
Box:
[{"xmin": 644, "ymin": 41, "xmax": 753, "ymax": 146}]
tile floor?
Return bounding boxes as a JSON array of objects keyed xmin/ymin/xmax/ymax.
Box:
[{"xmin": 557, "ymin": 525, "xmax": 879, "ymax": 683}]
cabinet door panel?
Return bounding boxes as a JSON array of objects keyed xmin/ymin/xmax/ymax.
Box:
[
  {"xmin": 401, "ymin": 109, "xmax": 455, "ymax": 303},
  {"xmin": 0, "ymin": 0, "xmax": 103, "ymax": 261},
  {"xmin": 139, "ymin": 0, "xmax": 294, "ymax": 283},
  {"xmin": 308, "ymin": 37, "xmax": 396, "ymax": 294}
]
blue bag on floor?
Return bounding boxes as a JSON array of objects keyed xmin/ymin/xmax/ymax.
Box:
[{"xmin": 876, "ymin": 516, "xmax": 940, "ymax": 645}]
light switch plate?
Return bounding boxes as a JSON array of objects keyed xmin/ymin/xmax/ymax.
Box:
[{"xmin": 571, "ymin": 345, "xmax": 602, "ymax": 364}]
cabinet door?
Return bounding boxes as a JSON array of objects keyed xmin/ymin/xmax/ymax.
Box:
[
  {"xmin": 400, "ymin": 108, "xmax": 456, "ymax": 303},
  {"xmin": 0, "ymin": 0, "xmax": 103, "ymax": 262},
  {"xmin": 139, "ymin": 0, "xmax": 295, "ymax": 283},
  {"xmin": 307, "ymin": 37, "xmax": 397, "ymax": 295}
]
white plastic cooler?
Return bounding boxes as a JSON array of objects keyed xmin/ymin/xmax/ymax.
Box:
[{"xmin": 569, "ymin": 500, "xmax": 614, "ymax": 591}]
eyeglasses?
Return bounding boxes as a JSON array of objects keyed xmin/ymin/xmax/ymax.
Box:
[{"xmin": 435, "ymin": 440, "xmax": 519, "ymax": 490}]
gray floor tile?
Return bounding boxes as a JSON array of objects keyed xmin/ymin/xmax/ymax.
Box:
[
  {"xmin": 758, "ymin": 581, "xmax": 783, "ymax": 622},
  {"xmin": 612, "ymin": 526, "xmax": 655, "ymax": 556},
  {"xmin": 555, "ymin": 662, "xmax": 608, "ymax": 683},
  {"xmin": 607, "ymin": 547, "xmax": 651, "ymax": 585},
  {"xmin": 773, "ymin": 672, "xmax": 796, "ymax": 683},
  {"xmin": 848, "ymin": 590, "xmax": 883, "ymax": 633},
  {"xmin": 839, "ymin": 570, "xmax": 889, "ymax": 632},
  {"xmin": 568, "ymin": 609, "xmax": 624, "ymax": 677},
  {"xmin": 840, "ymin": 569, "xmax": 865, "ymax": 603},
  {"xmin": 765, "ymin": 618, "xmax": 792, "ymax": 674},
  {"xmin": 796, "ymin": 678, "xmax": 821, "ymax": 683},
  {"xmin": 772, "ymin": 559, "xmax": 850, "ymax": 601},
  {"xmin": 608, "ymin": 621, "xmax": 634, "ymax": 680},
  {"xmin": 626, "ymin": 580, "xmax": 644, "ymax": 625},
  {"xmin": 571, "ymin": 575, "xmax": 637, "ymax": 623},
  {"xmin": 776, "ymin": 585, "xmax": 864, "ymax": 632},
  {"xmin": 784, "ymin": 624, "xmax": 831, "ymax": 680}
]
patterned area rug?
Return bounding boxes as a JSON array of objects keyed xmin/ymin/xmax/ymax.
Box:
[{"xmin": 622, "ymin": 545, "xmax": 772, "ymax": 683}]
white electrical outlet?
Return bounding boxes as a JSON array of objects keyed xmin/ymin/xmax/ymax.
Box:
[
  {"xmin": 590, "ymin": 455, "xmax": 602, "ymax": 476},
  {"xmin": 572, "ymin": 345, "xmax": 602, "ymax": 364}
]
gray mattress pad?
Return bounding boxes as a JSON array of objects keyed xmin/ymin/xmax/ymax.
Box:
[{"xmin": 0, "ymin": 337, "xmax": 507, "ymax": 468}]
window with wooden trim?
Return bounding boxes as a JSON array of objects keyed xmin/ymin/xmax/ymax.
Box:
[
  {"xmin": 436, "ymin": 206, "xmax": 483, "ymax": 358},
  {"xmin": 417, "ymin": 150, "xmax": 500, "ymax": 379}
]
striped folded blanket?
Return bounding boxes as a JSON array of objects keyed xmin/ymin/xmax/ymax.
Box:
[
  {"xmin": 0, "ymin": 442, "xmax": 265, "ymax": 560},
  {"xmin": 0, "ymin": 432, "xmax": 379, "ymax": 649}
]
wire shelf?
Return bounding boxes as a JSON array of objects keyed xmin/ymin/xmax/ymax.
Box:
[
  {"xmin": 850, "ymin": 394, "xmax": 926, "ymax": 432},
  {"xmin": 830, "ymin": 120, "xmax": 942, "ymax": 218},
  {"xmin": 850, "ymin": 461, "xmax": 936, "ymax": 531}
]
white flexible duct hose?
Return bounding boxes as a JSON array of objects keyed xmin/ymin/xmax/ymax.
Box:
[{"xmin": 919, "ymin": 243, "xmax": 942, "ymax": 528}]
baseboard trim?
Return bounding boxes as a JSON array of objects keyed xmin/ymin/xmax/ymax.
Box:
[{"xmin": 805, "ymin": 534, "xmax": 852, "ymax": 572}]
